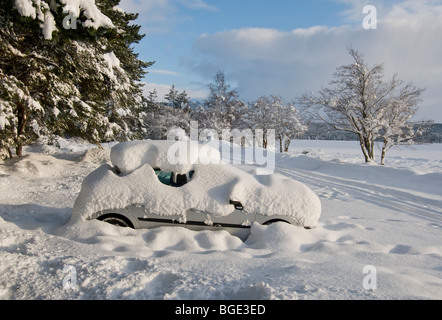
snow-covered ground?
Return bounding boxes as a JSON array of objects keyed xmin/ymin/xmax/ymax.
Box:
[{"xmin": 0, "ymin": 139, "xmax": 441, "ymax": 300}]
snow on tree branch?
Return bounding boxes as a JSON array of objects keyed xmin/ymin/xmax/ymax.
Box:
[
  {"xmin": 299, "ymin": 47, "xmax": 426, "ymax": 165},
  {"xmin": 13, "ymin": 0, "xmax": 115, "ymax": 40}
]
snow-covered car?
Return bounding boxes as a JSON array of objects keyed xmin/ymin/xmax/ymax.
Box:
[{"xmin": 72, "ymin": 140, "xmax": 321, "ymax": 240}]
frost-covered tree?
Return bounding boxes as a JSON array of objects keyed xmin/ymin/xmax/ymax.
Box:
[
  {"xmin": 96, "ymin": 0, "xmax": 153, "ymax": 141},
  {"xmin": 141, "ymin": 104, "xmax": 192, "ymax": 140},
  {"xmin": 0, "ymin": 68, "xmax": 43, "ymax": 158},
  {"xmin": 0, "ymin": 0, "xmax": 55, "ymax": 157},
  {"xmin": 379, "ymin": 83, "xmax": 427, "ymax": 165},
  {"xmin": 250, "ymin": 96, "xmax": 306, "ymax": 152},
  {"xmin": 139, "ymin": 88, "xmax": 192, "ymax": 140},
  {"xmin": 164, "ymin": 85, "xmax": 190, "ymax": 110},
  {"xmin": 248, "ymin": 96, "xmax": 274, "ymax": 148},
  {"xmin": 200, "ymin": 71, "xmax": 247, "ymax": 134},
  {"xmin": 300, "ymin": 47, "xmax": 425, "ymax": 164},
  {"xmin": 0, "ymin": 0, "xmax": 152, "ymax": 158},
  {"xmin": 272, "ymin": 97, "xmax": 307, "ymax": 152}
]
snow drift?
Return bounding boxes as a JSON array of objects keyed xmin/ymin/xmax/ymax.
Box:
[{"xmin": 1, "ymin": 139, "xmax": 441, "ymax": 300}]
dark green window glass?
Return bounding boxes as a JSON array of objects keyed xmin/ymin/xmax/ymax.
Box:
[{"xmin": 155, "ymin": 170, "xmax": 172, "ymax": 186}]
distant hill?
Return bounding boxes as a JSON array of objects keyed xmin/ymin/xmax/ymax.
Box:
[
  {"xmin": 300, "ymin": 123, "xmax": 442, "ymax": 143},
  {"xmin": 417, "ymin": 123, "xmax": 442, "ymax": 143}
]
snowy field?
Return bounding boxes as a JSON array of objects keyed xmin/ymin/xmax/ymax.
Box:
[{"xmin": 0, "ymin": 139, "xmax": 441, "ymax": 300}]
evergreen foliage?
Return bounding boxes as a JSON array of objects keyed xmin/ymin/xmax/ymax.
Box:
[{"xmin": 0, "ymin": 0, "xmax": 153, "ymax": 158}]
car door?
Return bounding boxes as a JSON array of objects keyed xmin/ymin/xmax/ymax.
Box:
[
  {"xmin": 129, "ymin": 169, "xmax": 186, "ymax": 228},
  {"xmin": 185, "ymin": 201, "xmax": 256, "ymax": 241},
  {"xmin": 128, "ymin": 204, "xmax": 186, "ymax": 229}
]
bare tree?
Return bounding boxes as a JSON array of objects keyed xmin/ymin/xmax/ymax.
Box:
[{"xmin": 300, "ymin": 47, "xmax": 425, "ymax": 164}]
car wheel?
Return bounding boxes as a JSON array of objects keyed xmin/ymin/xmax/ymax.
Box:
[
  {"xmin": 98, "ymin": 214, "xmax": 134, "ymax": 228},
  {"xmin": 263, "ymin": 219, "xmax": 290, "ymax": 225}
]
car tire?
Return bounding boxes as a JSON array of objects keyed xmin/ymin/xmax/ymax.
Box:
[
  {"xmin": 98, "ymin": 214, "xmax": 134, "ymax": 229},
  {"xmin": 263, "ymin": 219, "xmax": 290, "ymax": 225}
]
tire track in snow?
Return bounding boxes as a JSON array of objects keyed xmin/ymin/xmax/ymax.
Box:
[{"xmin": 276, "ymin": 167, "xmax": 442, "ymax": 224}]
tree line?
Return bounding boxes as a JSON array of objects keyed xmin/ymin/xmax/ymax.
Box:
[
  {"xmin": 141, "ymin": 72, "xmax": 307, "ymax": 154},
  {"xmin": 143, "ymin": 51, "xmax": 429, "ymax": 166},
  {"xmin": 0, "ymin": 1, "xmax": 430, "ymax": 165}
]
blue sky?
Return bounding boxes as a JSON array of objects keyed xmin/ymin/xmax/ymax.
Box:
[{"xmin": 119, "ymin": 0, "xmax": 442, "ymax": 121}]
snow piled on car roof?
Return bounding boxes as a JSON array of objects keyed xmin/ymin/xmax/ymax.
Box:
[
  {"xmin": 110, "ymin": 140, "xmax": 221, "ymax": 175},
  {"xmin": 72, "ymin": 140, "xmax": 321, "ymax": 228}
]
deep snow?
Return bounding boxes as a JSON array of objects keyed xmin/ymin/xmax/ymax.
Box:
[{"xmin": 0, "ymin": 139, "xmax": 441, "ymax": 300}]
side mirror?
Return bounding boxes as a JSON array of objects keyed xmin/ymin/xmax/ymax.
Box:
[{"xmin": 229, "ymin": 200, "xmax": 244, "ymax": 211}]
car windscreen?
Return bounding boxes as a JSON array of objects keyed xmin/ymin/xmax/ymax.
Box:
[
  {"xmin": 155, "ymin": 169, "xmax": 172, "ymax": 186},
  {"xmin": 154, "ymin": 169, "xmax": 195, "ymax": 187}
]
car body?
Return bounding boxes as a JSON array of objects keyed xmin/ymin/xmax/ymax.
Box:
[{"xmin": 72, "ymin": 140, "xmax": 321, "ymax": 241}]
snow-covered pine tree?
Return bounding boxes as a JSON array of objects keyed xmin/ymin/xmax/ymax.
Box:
[
  {"xmin": 142, "ymin": 103, "xmax": 193, "ymax": 140},
  {"xmin": 164, "ymin": 85, "xmax": 190, "ymax": 110},
  {"xmin": 0, "ymin": 0, "xmax": 152, "ymax": 158},
  {"xmin": 136, "ymin": 85, "xmax": 193, "ymax": 140},
  {"xmin": 1, "ymin": 1, "xmax": 51, "ymax": 157},
  {"xmin": 98, "ymin": 1, "xmax": 153, "ymax": 140}
]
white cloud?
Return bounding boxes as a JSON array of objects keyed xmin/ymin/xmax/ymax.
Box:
[
  {"xmin": 143, "ymin": 83, "xmax": 172, "ymax": 100},
  {"xmin": 174, "ymin": 0, "xmax": 217, "ymax": 11},
  {"xmin": 119, "ymin": 0, "xmax": 216, "ymax": 34},
  {"xmin": 149, "ymin": 69, "xmax": 182, "ymax": 76},
  {"xmin": 187, "ymin": 0, "xmax": 442, "ymax": 121}
]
